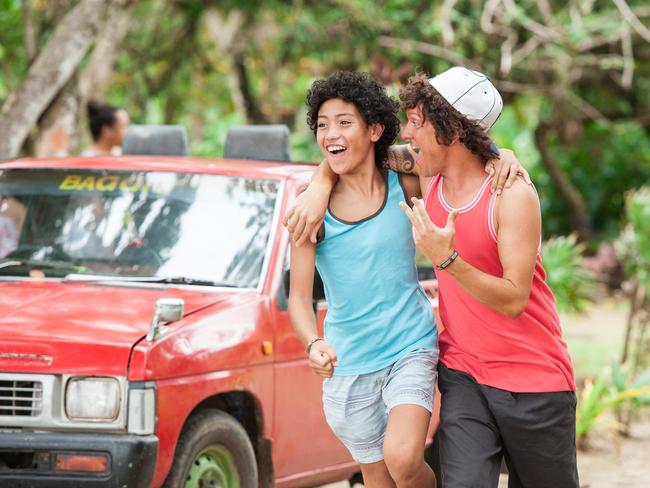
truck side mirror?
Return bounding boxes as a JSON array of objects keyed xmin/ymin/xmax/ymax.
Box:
[
  {"xmin": 146, "ymin": 298, "xmax": 184, "ymax": 341},
  {"xmin": 155, "ymin": 298, "xmax": 184, "ymax": 322}
]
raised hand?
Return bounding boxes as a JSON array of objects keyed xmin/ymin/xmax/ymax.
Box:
[{"xmin": 399, "ymin": 197, "xmax": 458, "ymax": 266}]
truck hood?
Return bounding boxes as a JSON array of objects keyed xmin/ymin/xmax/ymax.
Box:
[{"xmin": 0, "ymin": 280, "xmax": 235, "ymax": 376}]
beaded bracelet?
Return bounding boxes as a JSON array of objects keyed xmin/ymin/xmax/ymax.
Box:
[{"xmin": 305, "ymin": 337, "xmax": 324, "ymax": 355}]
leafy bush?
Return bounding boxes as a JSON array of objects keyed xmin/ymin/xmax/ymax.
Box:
[
  {"xmin": 576, "ymin": 374, "xmax": 612, "ymax": 449},
  {"xmin": 610, "ymin": 362, "xmax": 650, "ymax": 436},
  {"xmin": 541, "ymin": 234, "xmax": 595, "ymax": 313},
  {"xmin": 615, "ymin": 187, "xmax": 650, "ymax": 391},
  {"xmin": 493, "ymin": 104, "xmax": 650, "ymax": 241},
  {"xmin": 541, "ymin": 122, "xmax": 650, "ymax": 240},
  {"xmin": 616, "ymin": 187, "xmax": 650, "ymax": 290},
  {"xmin": 576, "ymin": 362, "xmax": 650, "ymax": 449}
]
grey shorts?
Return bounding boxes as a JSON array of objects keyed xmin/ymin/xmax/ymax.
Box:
[
  {"xmin": 322, "ymin": 348, "xmax": 439, "ymax": 464},
  {"xmin": 437, "ymin": 363, "xmax": 579, "ymax": 488}
]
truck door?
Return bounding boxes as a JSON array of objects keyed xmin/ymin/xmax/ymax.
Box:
[{"xmin": 271, "ymin": 243, "xmax": 353, "ymax": 480}]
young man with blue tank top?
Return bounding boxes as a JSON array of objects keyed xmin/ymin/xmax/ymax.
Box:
[{"xmin": 288, "ymin": 71, "xmax": 439, "ymax": 487}]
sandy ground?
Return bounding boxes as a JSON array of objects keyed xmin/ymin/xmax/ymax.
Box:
[
  {"xmin": 572, "ymin": 415, "xmax": 650, "ymax": 488},
  {"xmin": 318, "ymin": 415, "xmax": 650, "ymax": 488}
]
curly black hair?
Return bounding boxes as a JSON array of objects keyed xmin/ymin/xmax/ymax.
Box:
[
  {"xmin": 399, "ymin": 73, "xmax": 498, "ymax": 164},
  {"xmin": 306, "ymin": 71, "xmax": 400, "ymax": 168}
]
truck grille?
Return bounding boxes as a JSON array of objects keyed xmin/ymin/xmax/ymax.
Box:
[{"xmin": 0, "ymin": 380, "xmax": 43, "ymax": 417}]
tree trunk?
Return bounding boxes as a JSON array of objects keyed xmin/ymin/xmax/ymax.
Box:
[
  {"xmin": 204, "ymin": 8, "xmax": 268, "ymax": 124},
  {"xmin": 233, "ymin": 52, "xmax": 268, "ymax": 124},
  {"xmin": 621, "ymin": 281, "xmax": 643, "ymax": 364},
  {"xmin": 534, "ymin": 121, "xmax": 594, "ymax": 241},
  {"xmin": 34, "ymin": 1, "xmax": 135, "ymax": 158},
  {"xmin": 631, "ymin": 295, "xmax": 649, "ymax": 376},
  {"xmin": 78, "ymin": 2, "xmax": 133, "ymax": 103},
  {"xmin": 33, "ymin": 76, "xmax": 80, "ymax": 157},
  {"xmin": 0, "ymin": 0, "xmax": 117, "ymax": 159},
  {"xmin": 21, "ymin": 0, "xmax": 36, "ymax": 65}
]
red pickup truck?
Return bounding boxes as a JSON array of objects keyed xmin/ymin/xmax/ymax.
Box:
[{"xmin": 0, "ymin": 127, "xmax": 438, "ymax": 487}]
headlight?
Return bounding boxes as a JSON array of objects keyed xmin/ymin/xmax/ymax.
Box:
[{"xmin": 65, "ymin": 377, "xmax": 121, "ymax": 421}]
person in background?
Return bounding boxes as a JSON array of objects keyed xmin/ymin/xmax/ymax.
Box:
[
  {"xmin": 81, "ymin": 101, "xmax": 129, "ymax": 156},
  {"xmin": 0, "ymin": 196, "xmax": 26, "ymax": 258}
]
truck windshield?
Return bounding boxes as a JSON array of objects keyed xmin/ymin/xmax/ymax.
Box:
[{"xmin": 0, "ymin": 169, "xmax": 279, "ymax": 288}]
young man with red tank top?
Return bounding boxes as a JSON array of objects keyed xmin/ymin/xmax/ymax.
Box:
[{"xmin": 397, "ymin": 67, "xmax": 579, "ymax": 488}]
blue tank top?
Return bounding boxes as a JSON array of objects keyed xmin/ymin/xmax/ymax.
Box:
[{"xmin": 316, "ymin": 169, "xmax": 437, "ymax": 375}]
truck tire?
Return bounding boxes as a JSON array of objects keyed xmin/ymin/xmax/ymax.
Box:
[{"xmin": 163, "ymin": 409, "xmax": 258, "ymax": 488}]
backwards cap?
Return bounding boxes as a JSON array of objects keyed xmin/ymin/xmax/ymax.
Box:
[{"xmin": 428, "ymin": 67, "xmax": 503, "ymax": 129}]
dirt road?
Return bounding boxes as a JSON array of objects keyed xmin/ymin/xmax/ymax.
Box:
[{"xmin": 319, "ymin": 415, "xmax": 650, "ymax": 487}]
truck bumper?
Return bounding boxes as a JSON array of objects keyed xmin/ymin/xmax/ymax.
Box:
[{"xmin": 0, "ymin": 431, "xmax": 157, "ymax": 487}]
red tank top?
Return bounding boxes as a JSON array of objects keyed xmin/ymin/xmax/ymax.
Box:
[{"xmin": 425, "ymin": 175, "xmax": 575, "ymax": 392}]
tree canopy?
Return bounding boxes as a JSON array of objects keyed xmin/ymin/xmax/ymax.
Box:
[{"xmin": 1, "ymin": 0, "xmax": 649, "ymax": 241}]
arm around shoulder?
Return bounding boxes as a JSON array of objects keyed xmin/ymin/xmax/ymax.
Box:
[
  {"xmin": 398, "ymin": 173, "xmax": 422, "ymax": 202},
  {"xmin": 385, "ymin": 144, "xmax": 420, "ymax": 176},
  {"xmin": 311, "ymin": 158, "xmax": 338, "ymax": 188},
  {"xmin": 283, "ymin": 161, "xmax": 335, "ymax": 246}
]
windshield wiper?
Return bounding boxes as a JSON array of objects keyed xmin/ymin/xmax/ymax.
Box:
[
  {"xmin": 64, "ymin": 274, "xmax": 238, "ymax": 287},
  {"xmin": 0, "ymin": 259, "xmax": 85, "ymax": 273},
  {"xmin": 134, "ymin": 276, "xmax": 238, "ymax": 287}
]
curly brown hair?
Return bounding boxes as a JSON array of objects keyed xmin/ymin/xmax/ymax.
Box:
[
  {"xmin": 307, "ymin": 71, "xmax": 400, "ymax": 168},
  {"xmin": 398, "ymin": 73, "xmax": 498, "ymax": 164}
]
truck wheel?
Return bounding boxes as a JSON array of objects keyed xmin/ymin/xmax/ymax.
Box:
[{"xmin": 163, "ymin": 409, "xmax": 258, "ymax": 488}]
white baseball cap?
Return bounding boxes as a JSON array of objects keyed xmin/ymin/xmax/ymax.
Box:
[{"xmin": 428, "ymin": 67, "xmax": 503, "ymax": 129}]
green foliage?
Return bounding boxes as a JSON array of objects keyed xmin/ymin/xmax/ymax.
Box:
[
  {"xmin": 290, "ymin": 132, "xmax": 321, "ymax": 163},
  {"xmin": 576, "ymin": 375, "xmax": 611, "ymax": 444},
  {"xmin": 616, "ymin": 187, "xmax": 650, "ymax": 291},
  {"xmin": 615, "ymin": 186, "xmax": 650, "ymax": 403},
  {"xmin": 494, "ymin": 106, "xmax": 650, "ymax": 241},
  {"xmin": 535, "ymin": 123, "xmax": 650, "ymax": 240},
  {"xmin": 576, "ymin": 362, "xmax": 650, "ymax": 449},
  {"xmin": 3, "ymin": 0, "xmax": 650, "ymax": 243},
  {"xmin": 0, "ymin": 0, "xmax": 67, "ymax": 100},
  {"xmin": 187, "ymin": 110, "xmax": 243, "ymax": 158},
  {"xmin": 541, "ymin": 234, "xmax": 595, "ymax": 313},
  {"xmin": 0, "ymin": 0, "xmax": 25, "ymax": 99},
  {"xmin": 610, "ymin": 362, "xmax": 650, "ymax": 413}
]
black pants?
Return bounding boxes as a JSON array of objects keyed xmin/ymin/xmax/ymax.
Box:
[{"xmin": 437, "ymin": 363, "xmax": 579, "ymax": 488}]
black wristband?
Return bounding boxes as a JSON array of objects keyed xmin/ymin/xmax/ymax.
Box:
[{"xmin": 436, "ymin": 249, "xmax": 458, "ymax": 270}]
